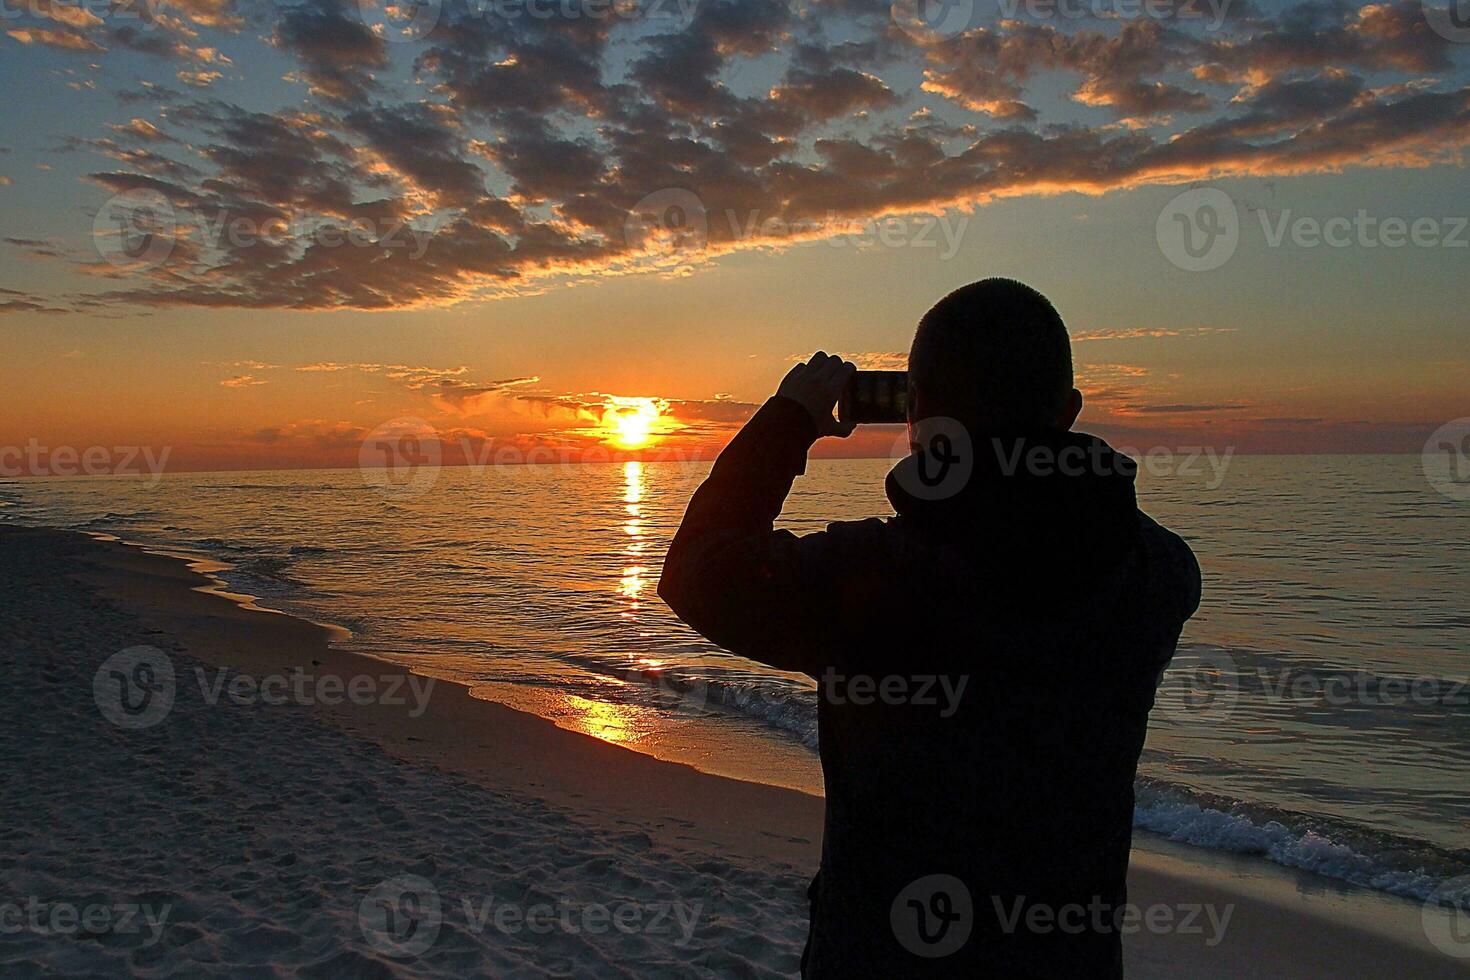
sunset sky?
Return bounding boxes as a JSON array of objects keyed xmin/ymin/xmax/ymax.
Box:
[{"xmin": 1, "ymin": 0, "xmax": 1466, "ymax": 472}]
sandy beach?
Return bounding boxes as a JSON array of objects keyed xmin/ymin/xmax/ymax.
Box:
[{"xmin": 2, "ymin": 523, "xmax": 1464, "ymax": 977}]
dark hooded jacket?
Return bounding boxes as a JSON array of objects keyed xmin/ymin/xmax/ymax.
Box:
[{"xmin": 658, "ymin": 396, "xmax": 1201, "ymax": 978}]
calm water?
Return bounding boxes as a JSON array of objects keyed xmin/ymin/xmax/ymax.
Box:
[{"xmin": 3, "ymin": 453, "xmax": 1467, "ymax": 906}]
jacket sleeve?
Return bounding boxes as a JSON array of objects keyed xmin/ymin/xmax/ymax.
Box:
[
  {"xmin": 1134, "ymin": 511, "xmax": 1203, "ymax": 680},
  {"xmin": 1138, "ymin": 512, "xmax": 1202, "ymax": 625},
  {"xmin": 657, "ymin": 396, "xmax": 852, "ymax": 678}
]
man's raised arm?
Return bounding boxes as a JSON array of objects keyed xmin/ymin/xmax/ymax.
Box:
[{"xmin": 657, "ymin": 354, "xmax": 857, "ymax": 676}]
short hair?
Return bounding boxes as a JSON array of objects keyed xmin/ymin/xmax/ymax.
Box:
[{"xmin": 908, "ymin": 278, "xmax": 1073, "ymax": 430}]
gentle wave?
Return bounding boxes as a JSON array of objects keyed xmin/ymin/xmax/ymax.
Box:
[
  {"xmin": 198, "ymin": 483, "xmax": 367, "ymax": 492},
  {"xmin": 1219, "ymin": 646, "xmax": 1470, "ymax": 707},
  {"xmin": 1134, "ymin": 780, "xmax": 1470, "ymax": 910},
  {"xmin": 78, "ymin": 509, "xmax": 163, "ymax": 526},
  {"xmin": 621, "ymin": 663, "xmax": 820, "ymax": 748}
]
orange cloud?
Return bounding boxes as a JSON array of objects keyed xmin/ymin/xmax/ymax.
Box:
[
  {"xmin": 6, "ymin": 28, "xmax": 104, "ymax": 52},
  {"xmin": 1072, "ymin": 327, "xmax": 1237, "ymax": 342}
]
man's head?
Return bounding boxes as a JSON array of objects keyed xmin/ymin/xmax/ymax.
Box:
[{"xmin": 908, "ymin": 278, "xmax": 1082, "ymax": 433}]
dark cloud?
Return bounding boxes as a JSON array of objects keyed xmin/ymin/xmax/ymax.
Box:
[
  {"xmin": 1122, "ymin": 402, "xmax": 1251, "ymax": 414},
  {"xmin": 769, "ymin": 67, "xmax": 900, "ymax": 120},
  {"xmin": 344, "ymin": 104, "xmax": 487, "ymax": 206},
  {"xmin": 107, "ymin": 25, "xmax": 231, "ymax": 65},
  {"xmin": 1195, "ymin": 0, "xmax": 1453, "ymax": 80},
  {"xmin": 473, "ymin": 116, "xmax": 605, "ymax": 203},
  {"xmin": 921, "ymin": 19, "xmax": 1210, "ymax": 121},
  {"xmin": 5, "ymin": 237, "xmax": 67, "ymax": 259},
  {"xmin": 665, "ymin": 397, "xmax": 761, "ymax": 424},
  {"xmin": 270, "ymin": 0, "xmax": 387, "ymax": 102},
  {"xmin": 0, "ymin": 287, "xmax": 67, "ymax": 315}
]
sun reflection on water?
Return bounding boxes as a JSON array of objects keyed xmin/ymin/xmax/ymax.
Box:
[
  {"xmin": 560, "ymin": 693, "xmax": 640, "ymax": 746},
  {"xmin": 620, "ymin": 460, "xmax": 646, "ymax": 616}
]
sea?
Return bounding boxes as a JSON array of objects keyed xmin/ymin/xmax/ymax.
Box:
[{"xmin": 2, "ymin": 451, "xmax": 1467, "ymax": 909}]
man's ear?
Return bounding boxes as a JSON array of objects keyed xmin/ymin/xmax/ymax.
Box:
[{"xmin": 1058, "ymin": 388, "xmax": 1083, "ymax": 430}]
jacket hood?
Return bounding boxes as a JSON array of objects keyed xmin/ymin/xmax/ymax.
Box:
[{"xmin": 885, "ymin": 429, "xmax": 1142, "ymax": 594}]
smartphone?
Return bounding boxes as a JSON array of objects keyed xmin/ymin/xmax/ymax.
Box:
[{"xmin": 839, "ymin": 370, "xmax": 908, "ymax": 425}]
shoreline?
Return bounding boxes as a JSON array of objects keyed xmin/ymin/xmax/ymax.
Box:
[
  {"xmin": 4, "ymin": 522, "xmax": 1467, "ymax": 975},
  {"xmin": 57, "ymin": 524, "xmax": 827, "ymax": 872}
]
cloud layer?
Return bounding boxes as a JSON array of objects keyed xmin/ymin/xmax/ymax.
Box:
[{"xmin": 3, "ymin": 0, "xmax": 1468, "ymax": 312}]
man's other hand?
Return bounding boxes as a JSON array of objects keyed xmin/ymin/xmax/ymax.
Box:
[{"xmin": 777, "ymin": 352, "xmax": 858, "ymax": 438}]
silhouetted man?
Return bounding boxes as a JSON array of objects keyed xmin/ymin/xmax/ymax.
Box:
[{"xmin": 658, "ymin": 279, "xmax": 1201, "ymax": 978}]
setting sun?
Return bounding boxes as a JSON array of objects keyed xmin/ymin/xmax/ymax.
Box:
[
  {"xmin": 615, "ymin": 411, "xmax": 652, "ymax": 447},
  {"xmin": 604, "ymin": 398, "xmax": 665, "ymax": 449}
]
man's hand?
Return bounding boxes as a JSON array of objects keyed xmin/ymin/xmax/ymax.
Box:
[{"xmin": 776, "ymin": 352, "xmax": 858, "ymax": 438}]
